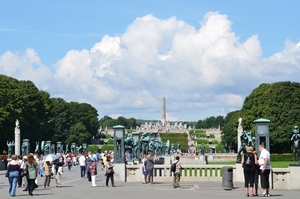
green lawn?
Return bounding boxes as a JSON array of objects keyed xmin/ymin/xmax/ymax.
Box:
[{"xmin": 208, "ymin": 161, "xmax": 291, "ymax": 168}]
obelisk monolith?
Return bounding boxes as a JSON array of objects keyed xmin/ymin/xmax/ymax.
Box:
[{"xmin": 14, "ymin": 119, "xmax": 21, "ymax": 156}]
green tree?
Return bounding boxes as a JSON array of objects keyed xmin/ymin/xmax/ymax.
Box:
[
  {"xmin": 66, "ymin": 122, "xmax": 91, "ymax": 144},
  {"xmin": 221, "ymin": 110, "xmax": 241, "ymax": 152},
  {"xmin": 240, "ymin": 81, "xmax": 300, "ymax": 153}
]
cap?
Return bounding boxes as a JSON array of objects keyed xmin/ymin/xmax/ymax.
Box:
[{"xmin": 23, "ymin": 156, "xmax": 27, "ymax": 159}]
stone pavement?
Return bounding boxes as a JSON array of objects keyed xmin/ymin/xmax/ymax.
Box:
[{"xmin": 0, "ymin": 166, "xmax": 298, "ymax": 199}]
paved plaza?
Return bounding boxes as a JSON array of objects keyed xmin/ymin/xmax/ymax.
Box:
[{"xmin": 0, "ymin": 165, "xmax": 298, "ymax": 199}]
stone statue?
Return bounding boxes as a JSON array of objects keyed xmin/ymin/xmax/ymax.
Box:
[
  {"xmin": 76, "ymin": 145, "xmax": 82, "ymax": 153},
  {"xmin": 21, "ymin": 142, "xmax": 26, "ymax": 156},
  {"xmin": 132, "ymin": 138, "xmax": 139, "ymax": 160},
  {"xmin": 140, "ymin": 133, "xmax": 149, "ymax": 154},
  {"xmin": 200, "ymin": 143, "xmax": 205, "ymax": 155},
  {"xmin": 237, "ymin": 118, "xmax": 243, "ymax": 152},
  {"xmin": 7, "ymin": 141, "xmax": 15, "ymax": 157},
  {"xmin": 237, "ymin": 130, "xmax": 248, "ymax": 161},
  {"xmin": 165, "ymin": 140, "xmax": 170, "ymax": 155},
  {"xmin": 291, "ymin": 126, "xmax": 300, "ymax": 164},
  {"xmin": 35, "ymin": 141, "xmax": 40, "ymax": 154},
  {"xmin": 15, "ymin": 119, "xmax": 20, "ymax": 129},
  {"xmin": 124, "ymin": 135, "xmax": 134, "ymax": 154}
]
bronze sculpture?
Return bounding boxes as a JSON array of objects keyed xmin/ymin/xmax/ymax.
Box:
[{"xmin": 291, "ymin": 126, "xmax": 300, "ymax": 164}]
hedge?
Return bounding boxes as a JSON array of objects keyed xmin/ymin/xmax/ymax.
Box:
[
  {"xmin": 100, "ymin": 145, "xmax": 114, "ymax": 152},
  {"xmin": 160, "ymin": 133, "xmax": 188, "ymax": 152},
  {"xmin": 87, "ymin": 145, "xmax": 100, "ymax": 153}
]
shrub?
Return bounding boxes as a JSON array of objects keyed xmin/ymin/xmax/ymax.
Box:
[
  {"xmin": 270, "ymin": 153, "xmax": 293, "ymax": 161},
  {"xmin": 215, "ymin": 144, "xmax": 225, "ymax": 153},
  {"xmin": 209, "ymin": 134, "xmax": 215, "ymax": 138},
  {"xmin": 107, "ymin": 139, "xmax": 114, "ymax": 145},
  {"xmin": 105, "ymin": 134, "xmax": 111, "ymax": 139},
  {"xmin": 101, "ymin": 145, "xmax": 114, "ymax": 152},
  {"xmin": 87, "ymin": 145, "xmax": 100, "ymax": 153},
  {"xmin": 197, "ymin": 139, "xmax": 208, "ymax": 144},
  {"xmin": 99, "ymin": 140, "xmax": 104, "ymax": 145},
  {"xmin": 212, "ymin": 140, "xmax": 219, "ymax": 144}
]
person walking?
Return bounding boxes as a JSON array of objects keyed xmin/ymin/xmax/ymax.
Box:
[
  {"xmin": 18, "ymin": 156, "xmax": 27, "ymax": 189},
  {"xmin": 43, "ymin": 161, "xmax": 52, "ymax": 187},
  {"xmin": 25, "ymin": 154, "xmax": 38, "ymax": 196},
  {"xmin": 241, "ymin": 146, "xmax": 258, "ymax": 196},
  {"xmin": 90, "ymin": 157, "xmax": 97, "ymax": 187},
  {"xmin": 146, "ymin": 151, "xmax": 156, "ymax": 184},
  {"xmin": 7, "ymin": 154, "xmax": 20, "ymax": 197},
  {"xmin": 172, "ymin": 156, "xmax": 183, "ymax": 189},
  {"xmin": 79, "ymin": 153, "xmax": 86, "ymax": 178},
  {"xmin": 2, "ymin": 152, "xmax": 8, "ymax": 170},
  {"xmin": 142, "ymin": 154, "xmax": 148, "ymax": 184},
  {"xmin": 86, "ymin": 157, "xmax": 92, "ymax": 182},
  {"xmin": 105, "ymin": 156, "xmax": 115, "ymax": 187},
  {"xmin": 258, "ymin": 144, "xmax": 271, "ymax": 197},
  {"xmin": 53, "ymin": 158, "xmax": 64, "ymax": 187}
]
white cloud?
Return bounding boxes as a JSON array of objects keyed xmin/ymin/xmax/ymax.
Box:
[
  {"xmin": 0, "ymin": 48, "xmax": 52, "ymax": 90},
  {"xmin": 1, "ymin": 12, "xmax": 300, "ymax": 121}
]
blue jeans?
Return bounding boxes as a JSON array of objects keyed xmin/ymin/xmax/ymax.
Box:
[
  {"xmin": 80, "ymin": 166, "xmax": 86, "ymax": 177},
  {"xmin": 9, "ymin": 171, "xmax": 19, "ymax": 196}
]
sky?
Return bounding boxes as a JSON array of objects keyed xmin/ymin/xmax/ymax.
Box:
[{"xmin": 1, "ymin": 1, "xmax": 300, "ymax": 122}]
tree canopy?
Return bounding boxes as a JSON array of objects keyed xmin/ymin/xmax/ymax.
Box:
[
  {"xmin": 221, "ymin": 81, "xmax": 300, "ymax": 153},
  {"xmin": 0, "ymin": 74, "xmax": 99, "ymax": 153}
]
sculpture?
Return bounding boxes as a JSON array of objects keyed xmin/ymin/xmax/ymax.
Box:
[
  {"xmin": 7, "ymin": 141, "xmax": 15, "ymax": 157},
  {"xmin": 165, "ymin": 140, "xmax": 170, "ymax": 155},
  {"xmin": 132, "ymin": 138, "xmax": 139, "ymax": 160},
  {"xmin": 200, "ymin": 143, "xmax": 205, "ymax": 155},
  {"xmin": 21, "ymin": 142, "xmax": 27, "ymax": 156},
  {"xmin": 291, "ymin": 126, "xmax": 300, "ymax": 164},
  {"xmin": 124, "ymin": 135, "xmax": 134, "ymax": 154},
  {"xmin": 15, "ymin": 119, "xmax": 20, "ymax": 129},
  {"xmin": 237, "ymin": 131, "xmax": 248, "ymax": 161},
  {"xmin": 35, "ymin": 141, "xmax": 40, "ymax": 154},
  {"xmin": 76, "ymin": 145, "xmax": 82, "ymax": 153},
  {"xmin": 140, "ymin": 133, "xmax": 149, "ymax": 154}
]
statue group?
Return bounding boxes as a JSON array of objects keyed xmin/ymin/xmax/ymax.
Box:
[
  {"xmin": 123, "ymin": 132, "xmax": 177, "ymax": 161},
  {"xmin": 237, "ymin": 130, "xmax": 255, "ymax": 162}
]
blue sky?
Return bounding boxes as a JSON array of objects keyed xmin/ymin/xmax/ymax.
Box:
[{"xmin": 1, "ymin": 1, "xmax": 300, "ymax": 122}]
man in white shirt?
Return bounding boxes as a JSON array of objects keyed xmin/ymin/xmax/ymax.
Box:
[
  {"xmin": 258, "ymin": 144, "xmax": 271, "ymax": 197},
  {"xmin": 78, "ymin": 153, "xmax": 86, "ymax": 178}
]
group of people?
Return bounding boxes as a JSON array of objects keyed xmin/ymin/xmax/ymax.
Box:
[
  {"xmin": 7, "ymin": 153, "xmax": 44, "ymax": 196},
  {"xmin": 5, "ymin": 150, "xmax": 117, "ymax": 197},
  {"xmin": 241, "ymin": 144, "xmax": 271, "ymax": 197}
]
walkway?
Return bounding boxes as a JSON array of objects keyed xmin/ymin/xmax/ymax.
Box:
[{"xmin": 0, "ymin": 165, "xmax": 298, "ymax": 199}]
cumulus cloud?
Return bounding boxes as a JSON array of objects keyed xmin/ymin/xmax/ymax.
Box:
[{"xmin": 1, "ymin": 12, "xmax": 300, "ymax": 121}]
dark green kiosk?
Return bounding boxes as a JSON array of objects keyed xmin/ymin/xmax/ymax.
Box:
[
  {"xmin": 113, "ymin": 125, "xmax": 126, "ymax": 181},
  {"xmin": 254, "ymin": 118, "xmax": 270, "ymax": 155}
]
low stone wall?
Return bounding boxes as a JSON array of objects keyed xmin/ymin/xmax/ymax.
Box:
[{"xmin": 125, "ymin": 164, "xmax": 300, "ymax": 190}]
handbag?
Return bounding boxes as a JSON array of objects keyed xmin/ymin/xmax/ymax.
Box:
[
  {"xmin": 5, "ymin": 170, "xmax": 9, "ymax": 178},
  {"xmin": 105, "ymin": 168, "xmax": 114, "ymax": 174}
]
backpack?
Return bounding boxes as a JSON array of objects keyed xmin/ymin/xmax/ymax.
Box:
[
  {"xmin": 170, "ymin": 161, "xmax": 177, "ymax": 172},
  {"xmin": 245, "ymin": 153, "xmax": 253, "ymax": 167}
]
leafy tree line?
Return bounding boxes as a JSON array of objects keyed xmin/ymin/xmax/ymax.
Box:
[
  {"xmin": 221, "ymin": 81, "xmax": 300, "ymax": 153},
  {"xmin": 195, "ymin": 115, "xmax": 225, "ymax": 129},
  {"xmin": 99, "ymin": 116, "xmax": 138, "ymax": 129},
  {"xmin": 0, "ymin": 75, "xmax": 99, "ymax": 153}
]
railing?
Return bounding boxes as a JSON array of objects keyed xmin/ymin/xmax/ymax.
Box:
[
  {"xmin": 126, "ymin": 164, "xmax": 235, "ymax": 182},
  {"xmin": 126, "ymin": 164, "xmax": 299, "ymax": 190}
]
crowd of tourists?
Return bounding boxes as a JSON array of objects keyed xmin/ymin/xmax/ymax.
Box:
[{"xmin": 5, "ymin": 150, "xmax": 116, "ymax": 197}]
